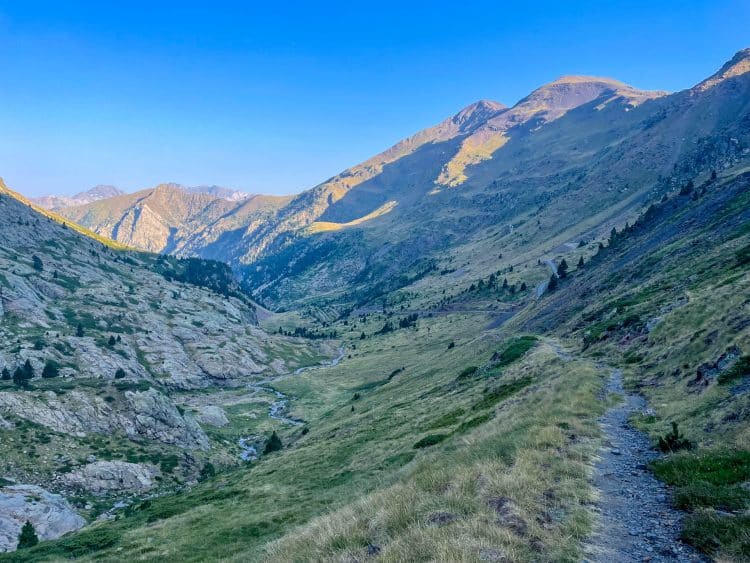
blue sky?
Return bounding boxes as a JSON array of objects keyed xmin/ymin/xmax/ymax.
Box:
[{"xmin": 0, "ymin": 1, "xmax": 748, "ymax": 197}]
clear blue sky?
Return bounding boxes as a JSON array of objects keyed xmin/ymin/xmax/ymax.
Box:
[{"xmin": 1, "ymin": 1, "xmax": 748, "ymax": 197}]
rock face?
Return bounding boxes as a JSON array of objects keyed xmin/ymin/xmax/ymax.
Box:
[
  {"xmin": 0, "ymin": 388, "xmax": 209, "ymax": 449},
  {"xmin": 195, "ymin": 405, "xmax": 229, "ymax": 427},
  {"xmin": 61, "ymin": 461, "xmax": 160, "ymax": 495},
  {"xmin": 124, "ymin": 389, "xmax": 210, "ymax": 449},
  {"xmin": 0, "ymin": 484, "xmax": 85, "ymax": 553}
]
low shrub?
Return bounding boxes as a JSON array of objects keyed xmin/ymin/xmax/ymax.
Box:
[
  {"xmin": 657, "ymin": 422, "xmax": 693, "ymax": 453},
  {"xmin": 413, "ymin": 433, "xmax": 449, "ymax": 449}
]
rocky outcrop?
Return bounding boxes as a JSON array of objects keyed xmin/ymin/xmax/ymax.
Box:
[
  {"xmin": 124, "ymin": 389, "xmax": 209, "ymax": 449},
  {"xmin": 690, "ymin": 345, "xmax": 742, "ymax": 389},
  {"xmin": 0, "ymin": 388, "xmax": 209, "ymax": 449},
  {"xmin": 0, "ymin": 484, "xmax": 85, "ymax": 552},
  {"xmin": 61, "ymin": 461, "xmax": 160, "ymax": 495},
  {"xmin": 195, "ymin": 405, "xmax": 229, "ymax": 427}
]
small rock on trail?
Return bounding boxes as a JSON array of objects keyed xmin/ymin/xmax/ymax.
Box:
[{"xmin": 584, "ymin": 369, "xmax": 706, "ymax": 563}]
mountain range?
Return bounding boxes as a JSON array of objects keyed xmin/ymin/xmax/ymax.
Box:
[
  {"xmin": 40, "ymin": 49, "xmax": 750, "ymax": 315},
  {"xmin": 1, "ymin": 48, "xmax": 750, "ymax": 561}
]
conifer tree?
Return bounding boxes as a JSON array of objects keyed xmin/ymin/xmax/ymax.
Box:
[
  {"xmin": 42, "ymin": 360, "xmax": 59, "ymax": 378},
  {"xmin": 577, "ymin": 256, "xmax": 585, "ymax": 268},
  {"xmin": 22, "ymin": 359, "xmax": 34, "ymax": 380},
  {"xmin": 1, "ymin": 367, "xmax": 10, "ymax": 381},
  {"xmin": 17, "ymin": 521, "xmax": 38, "ymax": 549},
  {"xmin": 263, "ymin": 431, "xmax": 283, "ymax": 454},
  {"xmin": 558, "ymin": 259, "xmax": 568, "ymax": 278},
  {"xmin": 547, "ymin": 274, "xmax": 558, "ymax": 292}
]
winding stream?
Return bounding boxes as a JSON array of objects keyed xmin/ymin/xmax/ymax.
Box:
[{"xmin": 237, "ymin": 346, "xmax": 344, "ymax": 460}]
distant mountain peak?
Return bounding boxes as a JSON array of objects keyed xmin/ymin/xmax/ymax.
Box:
[
  {"xmin": 78, "ymin": 184, "xmax": 124, "ymax": 199},
  {"xmin": 695, "ymin": 47, "xmax": 750, "ymax": 91},
  {"xmin": 31, "ymin": 184, "xmax": 124, "ymax": 211}
]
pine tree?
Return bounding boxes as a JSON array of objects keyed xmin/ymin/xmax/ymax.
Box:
[
  {"xmin": 520, "ymin": 282, "xmax": 527, "ymax": 291},
  {"xmin": 577, "ymin": 256, "xmax": 585, "ymax": 269},
  {"xmin": 22, "ymin": 359, "xmax": 34, "ymax": 380},
  {"xmin": 108, "ymin": 335, "xmax": 116, "ymax": 347},
  {"xmin": 76, "ymin": 323, "xmax": 84, "ymax": 337},
  {"xmin": 13, "ymin": 367, "xmax": 24, "ymax": 386},
  {"xmin": 263, "ymin": 431, "xmax": 283, "ymax": 454},
  {"xmin": 1, "ymin": 367, "xmax": 10, "ymax": 381},
  {"xmin": 547, "ymin": 274, "xmax": 558, "ymax": 293},
  {"xmin": 558, "ymin": 259, "xmax": 568, "ymax": 278},
  {"xmin": 17, "ymin": 521, "xmax": 38, "ymax": 549},
  {"xmin": 32, "ymin": 255, "xmax": 43, "ymax": 272},
  {"xmin": 42, "ymin": 360, "xmax": 59, "ymax": 378},
  {"xmin": 609, "ymin": 227, "xmax": 618, "ymax": 244}
]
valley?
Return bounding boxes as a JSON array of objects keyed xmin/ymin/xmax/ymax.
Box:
[{"xmin": 1, "ymin": 48, "xmax": 749, "ymax": 562}]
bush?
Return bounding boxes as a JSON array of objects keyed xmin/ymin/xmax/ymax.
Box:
[
  {"xmin": 413, "ymin": 433, "xmax": 449, "ymax": 449},
  {"xmin": 114, "ymin": 368, "xmax": 127, "ymax": 379},
  {"xmin": 657, "ymin": 422, "xmax": 693, "ymax": 453}
]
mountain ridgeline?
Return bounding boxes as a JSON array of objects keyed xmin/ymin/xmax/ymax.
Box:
[{"xmin": 42, "ymin": 49, "xmax": 750, "ymax": 316}]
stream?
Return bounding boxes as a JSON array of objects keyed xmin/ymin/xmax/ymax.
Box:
[{"xmin": 237, "ymin": 346, "xmax": 344, "ymax": 460}]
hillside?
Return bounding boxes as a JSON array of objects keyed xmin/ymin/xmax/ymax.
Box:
[{"xmin": 0, "ymin": 182, "xmax": 333, "ymax": 552}]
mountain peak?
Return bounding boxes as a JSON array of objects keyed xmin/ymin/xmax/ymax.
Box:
[
  {"xmin": 514, "ymin": 75, "xmax": 646, "ymax": 117},
  {"xmin": 695, "ymin": 47, "xmax": 750, "ymax": 91},
  {"xmin": 449, "ymin": 99, "xmax": 506, "ymax": 132},
  {"xmin": 76, "ymin": 184, "xmax": 123, "ymax": 200},
  {"xmin": 547, "ymin": 75, "xmax": 627, "ymax": 87}
]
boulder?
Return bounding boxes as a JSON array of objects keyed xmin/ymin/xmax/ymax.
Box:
[
  {"xmin": 195, "ymin": 405, "xmax": 229, "ymax": 427},
  {"xmin": 0, "ymin": 484, "xmax": 85, "ymax": 552}
]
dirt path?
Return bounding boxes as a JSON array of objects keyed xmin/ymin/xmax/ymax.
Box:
[{"xmin": 584, "ymin": 368, "xmax": 706, "ymax": 562}]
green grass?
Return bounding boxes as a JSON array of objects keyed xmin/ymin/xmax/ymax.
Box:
[
  {"xmin": 682, "ymin": 512, "xmax": 750, "ymax": 559},
  {"xmin": 493, "ymin": 335, "xmax": 538, "ymax": 367},
  {"xmin": 651, "ymin": 449, "xmax": 750, "ymax": 511},
  {"xmin": 472, "ymin": 376, "xmax": 535, "ymax": 411},
  {"xmin": 6, "ymin": 314, "xmax": 605, "ymax": 562}
]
